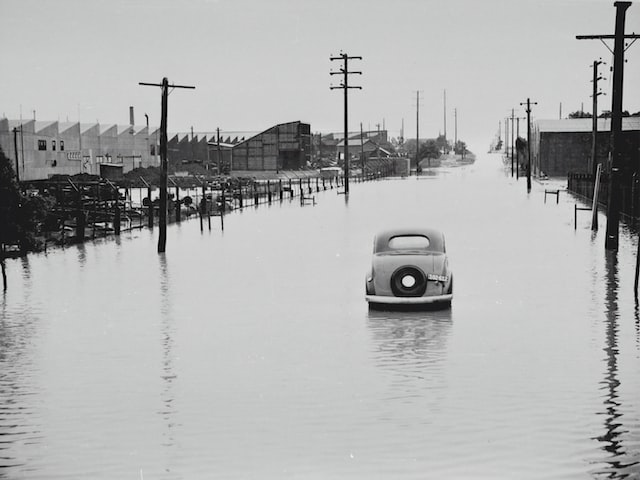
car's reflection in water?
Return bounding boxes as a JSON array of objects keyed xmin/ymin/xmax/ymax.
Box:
[{"xmin": 366, "ymin": 306, "xmax": 453, "ymax": 412}]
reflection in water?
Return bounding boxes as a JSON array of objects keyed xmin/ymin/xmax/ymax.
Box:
[
  {"xmin": 366, "ymin": 307, "xmax": 452, "ymax": 407},
  {"xmin": 635, "ymin": 299, "xmax": 640, "ymax": 347},
  {"xmin": 76, "ymin": 243, "xmax": 87, "ymax": 269},
  {"xmin": 593, "ymin": 253, "xmax": 639, "ymax": 477},
  {"xmin": 158, "ymin": 255, "xmax": 179, "ymax": 459},
  {"xmin": 0, "ymin": 257, "xmax": 40, "ymax": 475}
]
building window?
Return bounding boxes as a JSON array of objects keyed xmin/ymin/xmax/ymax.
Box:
[
  {"xmin": 60, "ymin": 140, "xmax": 65, "ymax": 151},
  {"xmin": 38, "ymin": 140, "xmax": 47, "ymax": 151},
  {"xmin": 150, "ymin": 144, "xmax": 156, "ymax": 155},
  {"xmin": 52, "ymin": 140, "xmax": 56, "ymax": 151}
]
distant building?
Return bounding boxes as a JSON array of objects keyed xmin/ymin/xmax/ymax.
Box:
[
  {"xmin": 0, "ymin": 117, "xmax": 160, "ymax": 181},
  {"xmin": 321, "ymin": 130, "xmax": 394, "ymax": 162},
  {"xmin": 531, "ymin": 117, "xmax": 640, "ymax": 176},
  {"xmin": 231, "ymin": 121, "xmax": 311, "ymax": 171}
]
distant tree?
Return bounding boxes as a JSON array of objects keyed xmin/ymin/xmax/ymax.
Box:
[
  {"xmin": 435, "ymin": 134, "xmax": 449, "ymax": 153},
  {"xmin": 453, "ymin": 140, "xmax": 467, "ymax": 155},
  {"xmin": 0, "ymin": 147, "xmax": 21, "ymax": 289},
  {"xmin": 599, "ymin": 110, "xmax": 631, "ymax": 118},
  {"xmin": 419, "ymin": 139, "xmax": 441, "ymax": 163},
  {"xmin": 568, "ymin": 111, "xmax": 592, "ymax": 118},
  {"xmin": 0, "ymin": 147, "xmax": 53, "ymax": 255}
]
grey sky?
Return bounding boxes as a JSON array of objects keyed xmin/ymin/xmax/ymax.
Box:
[{"xmin": 1, "ymin": 0, "xmax": 638, "ymax": 152}]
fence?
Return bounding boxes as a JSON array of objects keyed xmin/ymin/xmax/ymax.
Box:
[{"xmin": 567, "ymin": 172, "xmax": 640, "ymax": 221}]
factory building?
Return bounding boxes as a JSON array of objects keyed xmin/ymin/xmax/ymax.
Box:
[
  {"xmin": 231, "ymin": 121, "xmax": 311, "ymax": 171},
  {"xmin": 0, "ymin": 116, "xmax": 160, "ymax": 181},
  {"xmin": 531, "ymin": 117, "xmax": 640, "ymax": 176}
]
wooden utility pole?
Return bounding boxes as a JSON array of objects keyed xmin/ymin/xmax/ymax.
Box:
[
  {"xmin": 443, "ymin": 89, "xmax": 447, "ymax": 145},
  {"xmin": 416, "ymin": 91, "xmax": 421, "ymax": 171},
  {"xmin": 515, "ymin": 116, "xmax": 525, "ymax": 180},
  {"xmin": 591, "ymin": 59, "xmax": 605, "ymax": 176},
  {"xmin": 505, "ymin": 116, "xmax": 509, "ymax": 157},
  {"xmin": 454, "ymin": 108, "xmax": 457, "ymax": 147},
  {"xmin": 12, "ymin": 127, "xmax": 19, "ymax": 182},
  {"xmin": 330, "ymin": 52, "xmax": 362, "ymax": 195},
  {"xmin": 510, "ymin": 109, "xmax": 515, "ymax": 177},
  {"xmin": 139, "ymin": 77, "xmax": 195, "ymax": 253},
  {"xmin": 577, "ymin": 1, "xmax": 639, "ymax": 251},
  {"xmin": 519, "ymin": 98, "xmax": 537, "ymax": 192}
]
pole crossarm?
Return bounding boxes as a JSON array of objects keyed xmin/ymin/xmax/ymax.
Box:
[
  {"xmin": 576, "ymin": 34, "xmax": 639, "ymax": 53},
  {"xmin": 139, "ymin": 82, "xmax": 196, "ymax": 90}
]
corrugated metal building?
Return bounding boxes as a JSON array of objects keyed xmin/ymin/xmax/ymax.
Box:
[
  {"xmin": 231, "ymin": 121, "xmax": 311, "ymax": 171},
  {"xmin": 531, "ymin": 117, "xmax": 640, "ymax": 176}
]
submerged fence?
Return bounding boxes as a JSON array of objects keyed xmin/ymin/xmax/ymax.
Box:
[
  {"xmin": 14, "ymin": 161, "xmax": 397, "ymax": 250},
  {"xmin": 567, "ymin": 172, "xmax": 640, "ymax": 221}
]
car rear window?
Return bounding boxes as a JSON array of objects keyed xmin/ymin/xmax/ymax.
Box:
[{"xmin": 388, "ymin": 235, "xmax": 430, "ymax": 250}]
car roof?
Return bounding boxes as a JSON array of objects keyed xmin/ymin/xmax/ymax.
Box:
[{"xmin": 373, "ymin": 227, "xmax": 446, "ymax": 253}]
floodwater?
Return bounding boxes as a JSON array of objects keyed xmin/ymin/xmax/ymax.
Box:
[{"xmin": 1, "ymin": 153, "xmax": 640, "ymax": 479}]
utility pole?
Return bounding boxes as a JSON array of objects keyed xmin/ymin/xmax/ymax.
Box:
[
  {"xmin": 12, "ymin": 127, "xmax": 20, "ymax": 182},
  {"xmin": 577, "ymin": 1, "xmax": 638, "ymax": 251},
  {"xmin": 515, "ymin": 115, "xmax": 525, "ymax": 179},
  {"xmin": 510, "ymin": 109, "xmax": 515, "ymax": 177},
  {"xmin": 591, "ymin": 59, "xmax": 606, "ymax": 176},
  {"xmin": 139, "ymin": 77, "xmax": 195, "ymax": 253},
  {"xmin": 519, "ymin": 98, "xmax": 537, "ymax": 192},
  {"xmin": 216, "ymin": 127, "xmax": 222, "ymax": 173},
  {"xmin": 330, "ymin": 52, "xmax": 362, "ymax": 195},
  {"xmin": 415, "ymin": 91, "xmax": 422, "ymax": 171},
  {"xmin": 454, "ymin": 108, "xmax": 458, "ymax": 148},
  {"xmin": 443, "ymin": 89, "xmax": 447, "ymax": 146},
  {"xmin": 505, "ymin": 116, "xmax": 509, "ymax": 157}
]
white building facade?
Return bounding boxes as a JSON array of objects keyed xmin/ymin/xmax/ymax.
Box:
[{"xmin": 0, "ymin": 118, "xmax": 161, "ymax": 181}]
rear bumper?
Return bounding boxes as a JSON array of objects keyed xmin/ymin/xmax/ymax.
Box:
[{"xmin": 365, "ymin": 294, "xmax": 452, "ymax": 305}]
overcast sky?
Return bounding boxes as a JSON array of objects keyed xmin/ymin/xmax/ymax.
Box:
[{"xmin": 1, "ymin": 0, "xmax": 639, "ymax": 152}]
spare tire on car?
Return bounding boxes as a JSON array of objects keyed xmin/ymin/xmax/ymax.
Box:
[{"xmin": 390, "ymin": 266, "xmax": 427, "ymax": 297}]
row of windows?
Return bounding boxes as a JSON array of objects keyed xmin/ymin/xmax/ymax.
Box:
[
  {"xmin": 37, "ymin": 139, "xmax": 65, "ymax": 151},
  {"xmin": 36, "ymin": 139, "xmax": 158, "ymax": 155}
]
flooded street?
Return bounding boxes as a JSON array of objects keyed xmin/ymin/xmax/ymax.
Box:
[{"xmin": 2, "ymin": 152, "xmax": 640, "ymax": 479}]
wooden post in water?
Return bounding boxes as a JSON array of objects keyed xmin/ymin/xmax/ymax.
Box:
[
  {"xmin": 107, "ymin": 180, "xmax": 121, "ymax": 235},
  {"xmin": 170, "ymin": 178, "xmax": 181, "ymax": 223},
  {"xmin": 591, "ymin": 163, "xmax": 602, "ymax": 230},
  {"xmin": 220, "ymin": 187, "xmax": 225, "ymax": 231},
  {"xmin": 67, "ymin": 179, "xmax": 84, "ymax": 241},
  {"xmin": 279, "ymin": 179, "xmax": 283, "ymax": 201},
  {"xmin": 140, "ymin": 177, "xmax": 153, "ymax": 228}
]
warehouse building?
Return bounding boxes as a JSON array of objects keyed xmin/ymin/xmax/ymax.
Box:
[
  {"xmin": 0, "ymin": 117, "xmax": 160, "ymax": 181},
  {"xmin": 531, "ymin": 117, "xmax": 640, "ymax": 176},
  {"xmin": 231, "ymin": 121, "xmax": 311, "ymax": 171}
]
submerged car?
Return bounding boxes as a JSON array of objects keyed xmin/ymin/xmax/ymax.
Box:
[{"xmin": 365, "ymin": 228, "xmax": 453, "ymax": 307}]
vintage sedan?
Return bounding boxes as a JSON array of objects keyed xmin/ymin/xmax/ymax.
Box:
[{"xmin": 365, "ymin": 228, "xmax": 453, "ymax": 307}]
